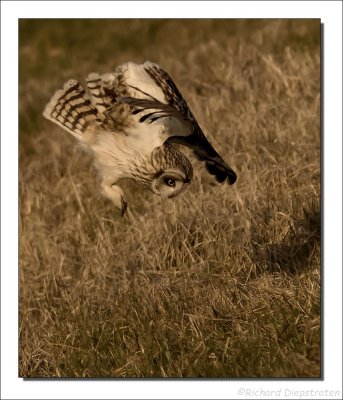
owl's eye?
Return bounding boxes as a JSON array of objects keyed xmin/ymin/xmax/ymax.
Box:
[
  {"xmin": 152, "ymin": 170, "xmax": 187, "ymax": 198},
  {"xmin": 164, "ymin": 177, "xmax": 176, "ymax": 187}
]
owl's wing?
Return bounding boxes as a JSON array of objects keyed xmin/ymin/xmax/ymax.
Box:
[
  {"xmin": 43, "ymin": 79, "xmax": 103, "ymax": 141},
  {"xmin": 118, "ymin": 61, "xmax": 236, "ymax": 184},
  {"xmin": 43, "ymin": 72, "xmax": 133, "ymax": 142}
]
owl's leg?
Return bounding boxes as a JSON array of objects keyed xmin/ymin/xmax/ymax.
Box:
[{"xmin": 101, "ymin": 182, "xmax": 127, "ymax": 216}]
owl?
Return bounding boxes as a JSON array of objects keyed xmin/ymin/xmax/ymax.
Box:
[{"xmin": 43, "ymin": 61, "xmax": 236, "ymax": 215}]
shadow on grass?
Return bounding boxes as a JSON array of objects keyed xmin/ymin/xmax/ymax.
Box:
[{"xmin": 252, "ymin": 208, "xmax": 320, "ymax": 275}]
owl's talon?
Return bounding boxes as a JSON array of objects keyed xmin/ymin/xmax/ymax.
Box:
[
  {"xmin": 120, "ymin": 199, "xmax": 128, "ymax": 216},
  {"xmin": 101, "ymin": 183, "xmax": 128, "ymax": 216}
]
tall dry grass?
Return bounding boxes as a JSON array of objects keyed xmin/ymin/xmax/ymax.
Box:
[{"xmin": 19, "ymin": 19, "xmax": 320, "ymax": 377}]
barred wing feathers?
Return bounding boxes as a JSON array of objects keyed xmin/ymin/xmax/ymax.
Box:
[
  {"xmin": 120, "ymin": 61, "xmax": 237, "ymax": 185},
  {"xmin": 43, "ymin": 73, "xmax": 128, "ymax": 140},
  {"xmin": 85, "ymin": 72, "xmax": 115, "ymax": 113},
  {"xmin": 43, "ymin": 79, "xmax": 101, "ymax": 141}
]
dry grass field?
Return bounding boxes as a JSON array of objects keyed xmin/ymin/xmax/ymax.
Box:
[{"xmin": 19, "ymin": 19, "xmax": 321, "ymax": 378}]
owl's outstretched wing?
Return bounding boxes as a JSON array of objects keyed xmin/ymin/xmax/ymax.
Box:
[
  {"xmin": 42, "ymin": 72, "xmax": 133, "ymax": 144},
  {"xmin": 43, "ymin": 79, "xmax": 102, "ymax": 141},
  {"xmin": 118, "ymin": 61, "xmax": 237, "ymax": 185}
]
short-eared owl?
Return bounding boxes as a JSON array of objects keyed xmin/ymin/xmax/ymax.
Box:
[{"xmin": 43, "ymin": 61, "xmax": 236, "ymax": 214}]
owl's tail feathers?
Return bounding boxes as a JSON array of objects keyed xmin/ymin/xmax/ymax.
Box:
[{"xmin": 43, "ymin": 79, "xmax": 101, "ymax": 141}]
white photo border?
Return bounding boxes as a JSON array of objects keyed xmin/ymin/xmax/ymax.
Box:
[{"xmin": 1, "ymin": 1, "xmax": 342, "ymax": 399}]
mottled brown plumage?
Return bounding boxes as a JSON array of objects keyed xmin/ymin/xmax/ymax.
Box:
[{"xmin": 43, "ymin": 61, "xmax": 236, "ymax": 214}]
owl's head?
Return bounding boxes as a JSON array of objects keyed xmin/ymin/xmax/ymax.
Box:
[
  {"xmin": 151, "ymin": 169, "xmax": 191, "ymax": 198},
  {"xmin": 150, "ymin": 144, "xmax": 193, "ymax": 198}
]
